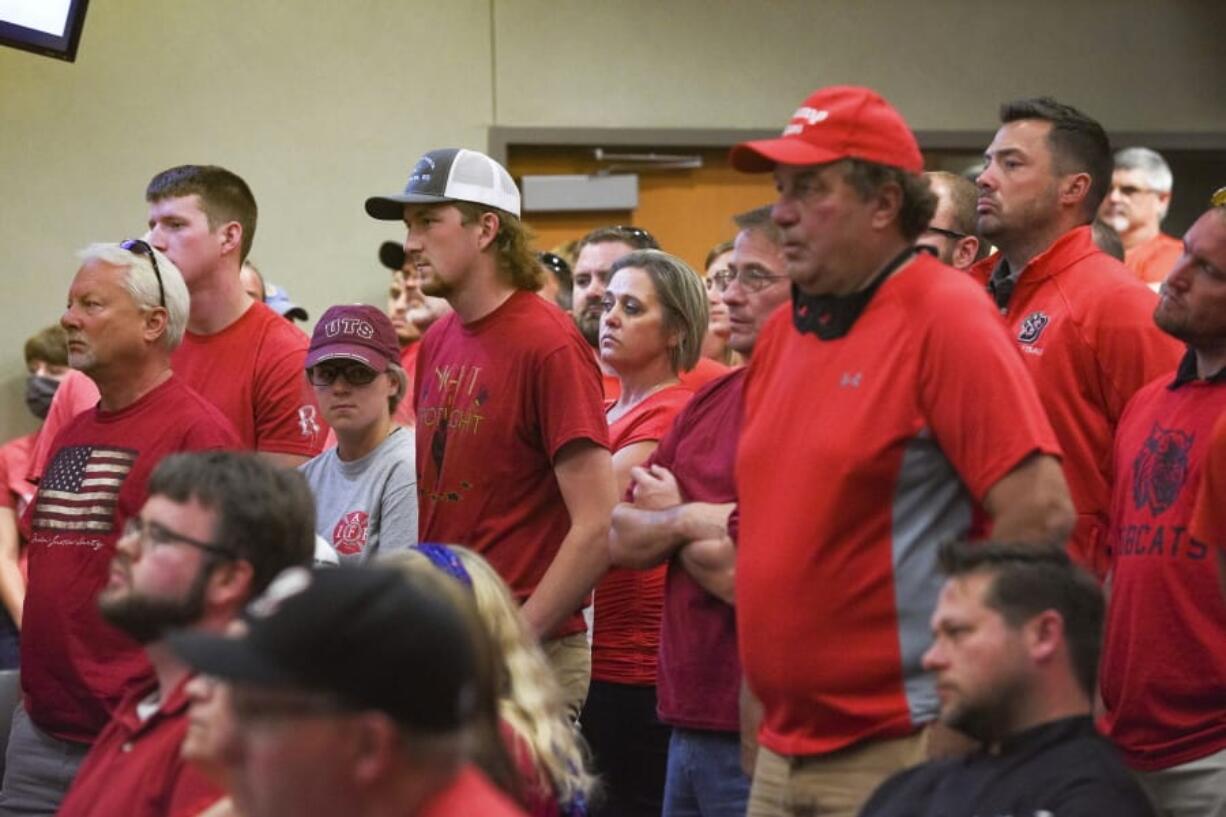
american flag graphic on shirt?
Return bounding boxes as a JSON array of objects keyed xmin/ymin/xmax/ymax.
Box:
[{"xmin": 32, "ymin": 445, "xmax": 137, "ymax": 533}]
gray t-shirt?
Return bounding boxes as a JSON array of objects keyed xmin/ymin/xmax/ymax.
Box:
[{"xmin": 299, "ymin": 426, "xmax": 417, "ymax": 564}]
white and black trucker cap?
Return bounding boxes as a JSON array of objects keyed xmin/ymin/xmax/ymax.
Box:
[{"xmin": 365, "ymin": 148, "xmax": 521, "ymax": 220}]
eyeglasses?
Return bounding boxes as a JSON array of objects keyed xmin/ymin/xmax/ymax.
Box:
[
  {"xmin": 307, "ymin": 361, "xmax": 380, "ymax": 387},
  {"xmin": 711, "ymin": 267, "xmax": 788, "ymax": 293},
  {"xmin": 704, "ymin": 271, "xmax": 726, "ymax": 291},
  {"xmin": 120, "ymin": 239, "xmax": 166, "ymax": 309},
  {"xmin": 1109, "ymin": 184, "xmax": 1159, "ymax": 198},
  {"xmin": 923, "ymin": 226, "xmax": 968, "ymax": 241},
  {"xmin": 121, "ymin": 517, "xmax": 235, "ymax": 559},
  {"xmin": 1212, "ymin": 187, "xmax": 1226, "ymax": 208}
]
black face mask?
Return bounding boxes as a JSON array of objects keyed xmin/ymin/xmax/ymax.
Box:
[
  {"xmin": 25, "ymin": 375, "xmax": 60, "ymax": 420},
  {"xmin": 791, "ymin": 246, "xmax": 918, "ymax": 340}
]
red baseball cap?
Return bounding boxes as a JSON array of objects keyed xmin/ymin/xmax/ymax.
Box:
[
  {"xmin": 730, "ymin": 86, "xmax": 923, "ymax": 174},
  {"xmin": 306, "ymin": 304, "xmax": 400, "ymax": 372}
]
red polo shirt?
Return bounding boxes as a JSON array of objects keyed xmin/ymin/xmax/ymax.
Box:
[
  {"xmin": 58, "ymin": 675, "xmax": 223, "ymax": 817},
  {"xmin": 970, "ymin": 226, "xmax": 1182, "ymax": 577}
]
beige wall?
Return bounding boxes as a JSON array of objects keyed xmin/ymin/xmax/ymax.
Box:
[{"xmin": 1, "ymin": 0, "xmax": 1222, "ymax": 438}]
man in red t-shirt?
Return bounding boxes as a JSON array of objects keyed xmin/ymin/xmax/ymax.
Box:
[
  {"xmin": 171, "ymin": 566, "xmax": 527, "ymax": 817},
  {"xmin": 1101, "ymin": 202, "xmax": 1226, "ymax": 815},
  {"xmin": 1098, "ymin": 147, "xmax": 1183, "ymax": 288},
  {"xmin": 58, "ymin": 451, "xmax": 314, "ymax": 817},
  {"xmin": 365, "ymin": 148, "xmax": 615, "ymax": 715},
  {"xmin": 0, "ymin": 242, "xmax": 240, "ymax": 817},
  {"xmin": 145, "ymin": 164, "xmax": 327, "ymax": 467},
  {"xmin": 729, "ymin": 85, "xmax": 1073, "ymax": 817},
  {"xmin": 970, "ymin": 99, "xmax": 1183, "ymax": 579},
  {"xmin": 609, "ymin": 204, "xmax": 790, "ymax": 817}
]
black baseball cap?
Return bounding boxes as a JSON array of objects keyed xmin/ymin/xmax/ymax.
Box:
[
  {"xmin": 365, "ymin": 148, "xmax": 522, "ymax": 221},
  {"xmin": 168, "ymin": 567, "xmax": 477, "ymax": 732}
]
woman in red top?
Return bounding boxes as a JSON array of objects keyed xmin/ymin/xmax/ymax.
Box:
[{"xmin": 581, "ymin": 249, "xmax": 708, "ymax": 817}]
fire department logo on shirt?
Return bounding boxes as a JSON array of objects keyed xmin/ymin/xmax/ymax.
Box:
[
  {"xmin": 32, "ymin": 445, "xmax": 136, "ymax": 533},
  {"xmin": 1131, "ymin": 422, "xmax": 1193, "ymax": 516},
  {"xmin": 332, "ymin": 511, "xmax": 369, "ymax": 555},
  {"xmin": 1017, "ymin": 311, "xmax": 1050, "ymax": 345}
]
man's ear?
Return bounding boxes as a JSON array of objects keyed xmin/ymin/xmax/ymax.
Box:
[
  {"xmin": 953, "ymin": 236, "xmax": 981, "ymax": 270},
  {"xmin": 143, "ymin": 306, "xmax": 169, "ymax": 345},
  {"xmin": 350, "ymin": 712, "xmax": 401, "ymax": 786},
  {"xmin": 1059, "ymin": 172, "xmax": 1092, "ymax": 211},
  {"xmin": 475, "ymin": 212, "xmax": 500, "ymax": 252},
  {"xmin": 1025, "ymin": 609, "xmax": 1064, "ymax": 665},
  {"xmin": 207, "ymin": 559, "xmax": 256, "ymax": 611},
  {"xmin": 870, "ymin": 181, "xmax": 905, "ymax": 231},
  {"xmin": 219, "ymin": 221, "xmax": 243, "ymax": 257}
]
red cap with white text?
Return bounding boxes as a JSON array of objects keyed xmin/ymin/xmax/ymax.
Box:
[{"xmin": 730, "ymin": 85, "xmax": 923, "ymax": 174}]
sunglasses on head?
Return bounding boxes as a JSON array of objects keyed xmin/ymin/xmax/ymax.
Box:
[{"xmin": 120, "ymin": 239, "xmax": 166, "ymax": 308}]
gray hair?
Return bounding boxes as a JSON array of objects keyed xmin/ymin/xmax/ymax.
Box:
[
  {"xmin": 1114, "ymin": 147, "xmax": 1173, "ymax": 219},
  {"xmin": 76, "ymin": 242, "xmax": 190, "ymax": 350},
  {"xmin": 733, "ymin": 205, "xmax": 784, "ymax": 247},
  {"xmin": 608, "ymin": 249, "xmax": 708, "ymax": 374}
]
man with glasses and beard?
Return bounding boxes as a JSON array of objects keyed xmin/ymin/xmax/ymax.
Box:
[
  {"xmin": 57, "ymin": 452, "xmax": 315, "ymax": 817},
  {"xmin": 858, "ymin": 541, "xmax": 1154, "ymax": 817},
  {"xmin": 0, "ymin": 243, "xmax": 239, "ymax": 817}
]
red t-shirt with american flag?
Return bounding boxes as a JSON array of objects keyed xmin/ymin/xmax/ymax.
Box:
[{"xmin": 21, "ymin": 375, "xmax": 239, "ymax": 743}]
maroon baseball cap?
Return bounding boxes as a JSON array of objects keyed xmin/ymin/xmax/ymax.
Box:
[
  {"xmin": 730, "ymin": 86, "xmax": 923, "ymax": 174},
  {"xmin": 306, "ymin": 304, "xmax": 399, "ymax": 372}
]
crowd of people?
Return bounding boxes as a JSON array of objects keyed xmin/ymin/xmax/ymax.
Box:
[{"xmin": 0, "ymin": 82, "xmax": 1222, "ymax": 817}]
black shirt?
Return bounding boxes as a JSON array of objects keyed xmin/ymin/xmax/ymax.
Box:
[{"xmin": 859, "ymin": 716, "xmax": 1155, "ymax": 817}]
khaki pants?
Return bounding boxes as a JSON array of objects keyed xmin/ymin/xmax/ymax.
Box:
[
  {"xmin": 1135, "ymin": 748, "xmax": 1226, "ymax": 817},
  {"xmin": 747, "ymin": 730, "xmax": 928, "ymax": 817},
  {"xmin": 541, "ymin": 632, "xmax": 591, "ymax": 722}
]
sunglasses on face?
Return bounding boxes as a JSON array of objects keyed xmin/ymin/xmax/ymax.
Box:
[
  {"xmin": 120, "ymin": 239, "xmax": 166, "ymax": 308},
  {"xmin": 307, "ymin": 362, "xmax": 380, "ymax": 387}
]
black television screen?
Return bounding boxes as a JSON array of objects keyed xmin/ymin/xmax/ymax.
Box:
[{"xmin": 0, "ymin": 0, "xmax": 89, "ymax": 62}]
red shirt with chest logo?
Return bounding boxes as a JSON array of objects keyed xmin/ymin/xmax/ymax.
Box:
[
  {"xmin": 737, "ymin": 254, "xmax": 1060, "ymax": 757},
  {"xmin": 970, "ymin": 227, "xmax": 1182, "ymax": 578}
]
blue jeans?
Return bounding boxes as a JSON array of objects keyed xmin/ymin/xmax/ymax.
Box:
[{"xmin": 663, "ymin": 728, "xmax": 751, "ymax": 817}]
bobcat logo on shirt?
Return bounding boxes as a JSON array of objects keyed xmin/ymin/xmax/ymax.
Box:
[
  {"xmin": 332, "ymin": 511, "xmax": 369, "ymax": 556},
  {"xmin": 1017, "ymin": 311, "xmax": 1050, "ymax": 345},
  {"xmin": 1131, "ymin": 422, "xmax": 1193, "ymax": 516}
]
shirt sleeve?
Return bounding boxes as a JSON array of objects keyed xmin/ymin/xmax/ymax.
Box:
[
  {"xmin": 1190, "ymin": 412, "xmax": 1226, "ymax": 549},
  {"xmin": 1089, "ymin": 285, "xmax": 1183, "ymax": 426},
  {"xmin": 534, "ymin": 341, "xmax": 611, "ymax": 459},
  {"xmin": 920, "ymin": 286, "xmax": 1062, "ymax": 501},
  {"xmin": 28, "ymin": 370, "xmax": 99, "ymax": 482},
  {"xmin": 165, "ymin": 763, "xmax": 226, "ymax": 817},
  {"xmin": 374, "ymin": 460, "xmax": 418, "ymax": 554},
  {"xmin": 251, "ymin": 341, "xmax": 329, "ymax": 457}
]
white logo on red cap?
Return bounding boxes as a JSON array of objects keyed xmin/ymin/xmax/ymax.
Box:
[
  {"xmin": 783, "ymin": 106, "xmax": 830, "ymax": 136},
  {"xmin": 324, "ymin": 318, "xmax": 375, "ymax": 340}
]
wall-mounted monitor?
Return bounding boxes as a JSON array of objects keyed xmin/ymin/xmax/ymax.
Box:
[{"xmin": 0, "ymin": 0, "xmax": 90, "ymax": 62}]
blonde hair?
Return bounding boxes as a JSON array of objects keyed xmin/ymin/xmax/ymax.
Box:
[
  {"xmin": 451, "ymin": 547, "xmax": 597, "ymax": 811},
  {"xmin": 377, "ymin": 550, "xmax": 519, "ymax": 799}
]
